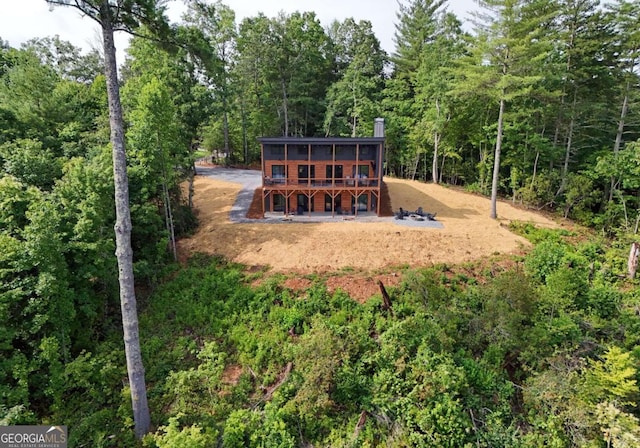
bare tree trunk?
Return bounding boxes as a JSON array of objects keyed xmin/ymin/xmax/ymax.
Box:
[
  {"xmin": 378, "ymin": 280, "xmax": 393, "ymax": 316},
  {"xmin": 158, "ymin": 134, "xmax": 177, "ymax": 261},
  {"xmin": 188, "ymin": 160, "xmax": 195, "ymax": 210},
  {"xmin": 613, "ymin": 83, "xmax": 629, "ymax": 155},
  {"xmin": 161, "ymin": 182, "xmax": 177, "ymax": 261},
  {"xmin": 628, "ymin": 242, "xmax": 640, "ymax": 279},
  {"xmin": 558, "ymin": 89, "xmax": 577, "ymax": 196},
  {"xmin": 432, "ymin": 99, "xmax": 440, "ymax": 183},
  {"xmin": 352, "ymin": 79, "xmax": 358, "ymax": 138},
  {"xmin": 411, "ymin": 152, "xmax": 419, "ymax": 181},
  {"xmin": 240, "ymin": 97, "xmax": 249, "ymax": 164},
  {"xmin": 432, "ymin": 131, "xmax": 440, "ymax": 184},
  {"xmin": 101, "ymin": 4, "xmax": 150, "ymax": 438},
  {"xmin": 479, "ymin": 142, "xmax": 488, "ymax": 193},
  {"xmin": 281, "ymin": 77, "xmax": 289, "ymax": 136},
  {"xmin": 530, "ymin": 150, "xmax": 540, "ymax": 191},
  {"xmin": 490, "ymin": 96, "xmax": 505, "ymax": 220},
  {"xmin": 223, "ymin": 106, "xmax": 230, "ymax": 162},
  {"xmin": 610, "ymin": 81, "xmax": 630, "ymax": 201},
  {"xmin": 553, "ymin": 17, "xmax": 576, "ymax": 166}
]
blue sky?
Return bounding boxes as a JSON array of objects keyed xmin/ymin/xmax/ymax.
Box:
[{"xmin": 0, "ymin": 0, "xmax": 477, "ymax": 59}]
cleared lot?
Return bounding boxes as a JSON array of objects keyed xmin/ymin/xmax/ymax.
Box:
[{"xmin": 178, "ymin": 168, "xmax": 559, "ymax": 274}]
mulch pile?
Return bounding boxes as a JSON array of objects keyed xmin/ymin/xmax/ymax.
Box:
[
  {"xmin": 247, "ymin": 187, "xmax": 263, "ymax": 219},
  {"xmin": 378, "ymin": 182, "xmax": 394, "ymax": 217}
]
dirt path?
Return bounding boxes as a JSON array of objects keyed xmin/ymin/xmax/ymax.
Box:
[{"xmin": 178, "ymin": 173, "xmax": 560, "ymax": 276}]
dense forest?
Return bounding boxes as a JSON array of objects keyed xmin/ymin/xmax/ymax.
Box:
[{"xmin": 1, "ymin": 0, "xmax": 639, "ymax": 446}]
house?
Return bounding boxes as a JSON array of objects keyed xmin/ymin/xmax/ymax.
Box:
[{"xmin": 258, "ymin": 124, "xmax": 385, "ymax": 218}]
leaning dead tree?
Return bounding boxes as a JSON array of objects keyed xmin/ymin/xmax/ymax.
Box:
[{"xmin": 378, "ymin": 280, "xmax": 394, "ymax": 316}]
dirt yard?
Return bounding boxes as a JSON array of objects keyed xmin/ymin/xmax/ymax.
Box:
[{"xmin": 178, "ymin": 174, "xmax": 560, "ymax": 282}]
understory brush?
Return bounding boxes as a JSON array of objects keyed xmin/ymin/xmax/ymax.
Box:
[{"xmin": 48, "ymin": 236, "xmax": 640, "ymax": 447}]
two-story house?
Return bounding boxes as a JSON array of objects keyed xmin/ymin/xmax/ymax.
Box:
[{"xmin": 258, "ymin": 134, "xmax": 385, "ymax": 218}]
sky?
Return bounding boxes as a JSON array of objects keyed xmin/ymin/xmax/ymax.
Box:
[{"xmin": 0, "ymin": 0, "xmax": 478, "ymax": 59}]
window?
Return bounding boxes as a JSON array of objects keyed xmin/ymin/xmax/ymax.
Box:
[
  {"xmin": 297, "ymin": 194, "xmax": 312, "ymax": 213},
  {"xmin": 269, "ymin": 146, "xmax": 284, "ymax": 157},
  {"xmin": 325, "ymin": 165, "xmax": 343, "ymax": 182},
  {"xmin": 357, "ymin": 165, "xmax": 369, "ymax": 176},
  {"xmin": 298, "ymin": 165, "xmax": 315, "ymax": 182},
  {"xmin": 325, "ymin": 194, "xmax": 341, "ymax": 213},
  {"xmin": 351, "ymin": 194, "xmax": 368, "ymax": 212},
  {"xmin": 273, "ymin": 194, "xmax": 286, "ymax": 212},
  {"xmin": 336, "ymin": 145, "xmax": 355, "ymax": 160},
  {"xmin": 272, "ymin": 165, "xmax": 285, "ymax": 178}
]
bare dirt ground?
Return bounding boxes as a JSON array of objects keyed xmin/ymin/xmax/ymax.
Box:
[{"xmin": 178, "ymin": 172, "xmax": 561, "ymax": 301}]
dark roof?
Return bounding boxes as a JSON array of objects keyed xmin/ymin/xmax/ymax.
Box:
[{"xmin": 258, "ymin": 137, "xmax": 384, "ymax": 145}]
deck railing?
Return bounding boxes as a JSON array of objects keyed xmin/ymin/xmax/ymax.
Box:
[{"xmin": 263, "ymin": 176, "xmax": 378, "ymax": 188}]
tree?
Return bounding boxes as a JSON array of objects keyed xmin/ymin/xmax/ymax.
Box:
[
  {"xmin": 235, "ymin": 14, "xmax": 280, "ymax": 141},
  {"xmin": 386, "ymin": 0, "xmax": 448, "ymax": 180},
  {"xmin": 456, "ymin": 0, "xmax": 549, "ymax": 218},
  {"xmin": 323, "ymin": 19, "xmax": 386, "ymax": 137},
  {"xmin": 23, "ymin": 35, "xmax": 103, "ymax": 83},
  {"xmin": 392, "ymin": 0, "xmax": 447, "ymax": 76},
  {"xmin": 45, "ymin": 0, "xmax": 170, "ymax": 438},
  {"xmin": 126, "ymin": 77, "xmax": 185, "ymax": 260},
  {"xmin": 123, "ymin": 28, "xmax": 213, "ymax": 209},
  {"xmin": 549, "ymin": 0, "xmax": 614, "ymax": 195},
  {"xmin": 0, "ymin": 48, "xmax": 59, "ymax": 145},
  {"xmin": 183, "ymin": 0, "xmax": 236, "ymax": 160},
  {"xmin": 235, "ymin": 12, "xmax": 332, "ymax": 139},
  {"xmin": 275, "ymin": 12, "xmax": 332, "ymax": 137},
  {"xmin": 412, "ymin": 12, "xmax": 466, "ymax": 183},
  {"xmin": 605, "ymin": 0, "xmax": 640, "ymax": 200},
  {"xmin": 385, "ymin": 0, "xmax": 476, "ymax": 184}
]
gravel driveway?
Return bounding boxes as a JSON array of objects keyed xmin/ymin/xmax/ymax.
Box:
[{"xmin": 195, "ymin": 165, "xmax": 261, "ymax": 222}]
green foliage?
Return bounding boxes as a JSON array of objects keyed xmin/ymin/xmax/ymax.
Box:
[
  {"xmin": 3, "ymin": 2, "xmax": 640, "ymax": 445},
  {"xmin": 524, "ymin": 239, "xmax": 568, "ymax": 282},
  {"xmin": 163, "ymin": 341, "xmax": 227, "ymax": 414},
  {"xmin": 595, "ymin": 401, "xmax": 640, "ymax": 448},
  {"xmin": 582, "ymin": 346, "xmax": 638, "ymax": 406},
  {"xmin": 146, "ymin": 413, "xmax": 218, "ymax": 448},
  {"xmin": 2, "ymin": 236, "xmax": 636, "ymax": 447},
  {"xmin": 0, "ymin": 139, "xmax": 62, "ymax": 189},
  {"xmin": 324, "ymin": 18, "xmax": 386, "ymax": 137}
]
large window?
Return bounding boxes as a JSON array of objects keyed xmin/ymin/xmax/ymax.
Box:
[
  {"xmin": 336, "ymin": 145, "xmax": 356, "ymax": 160},
  {"xmin": 352, "ymin": 194, "xmax": 368, "ymax": 212},
  {"xmin": 297, "ymin": 194, "xmax": 312, "ymax": 213},
  {"xmin": 268, "ymin": 146, "xmax": 284, "ymax": 158},
  {"xmin": 272, "ymin": 165, "xmax": 285, "ymax": 179},
  {"xmin": 298, "ymin": 164, "xmax": 315, "ymax": 183},
  {"xmin": 325, "ymin": 194, "xmax": 341, "ymax": 213},
  {"xmin": 355, "ymin": 165, "xmax": 369, "ymax": 176},
  {"xmin": 273, "ymin": 194, "xmax": 286, "ymax": 212},
  {"xmin": 325, "ymin": 165, "xmax": 343, "ymax": 182}
]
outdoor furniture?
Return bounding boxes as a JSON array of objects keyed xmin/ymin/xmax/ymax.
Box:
[{"xmin": 395, "ymin": 207, "xmax": 437, "ymax": 221}]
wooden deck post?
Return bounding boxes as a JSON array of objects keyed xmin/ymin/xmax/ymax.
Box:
[{"xmin": 260, "ymin": 142, "xmax": 265, "ymax": 218}]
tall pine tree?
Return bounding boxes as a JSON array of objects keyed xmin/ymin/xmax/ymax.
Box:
[{"xmin": 46, "ymin": 0, "xmax": 170, "ymax": 438}]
